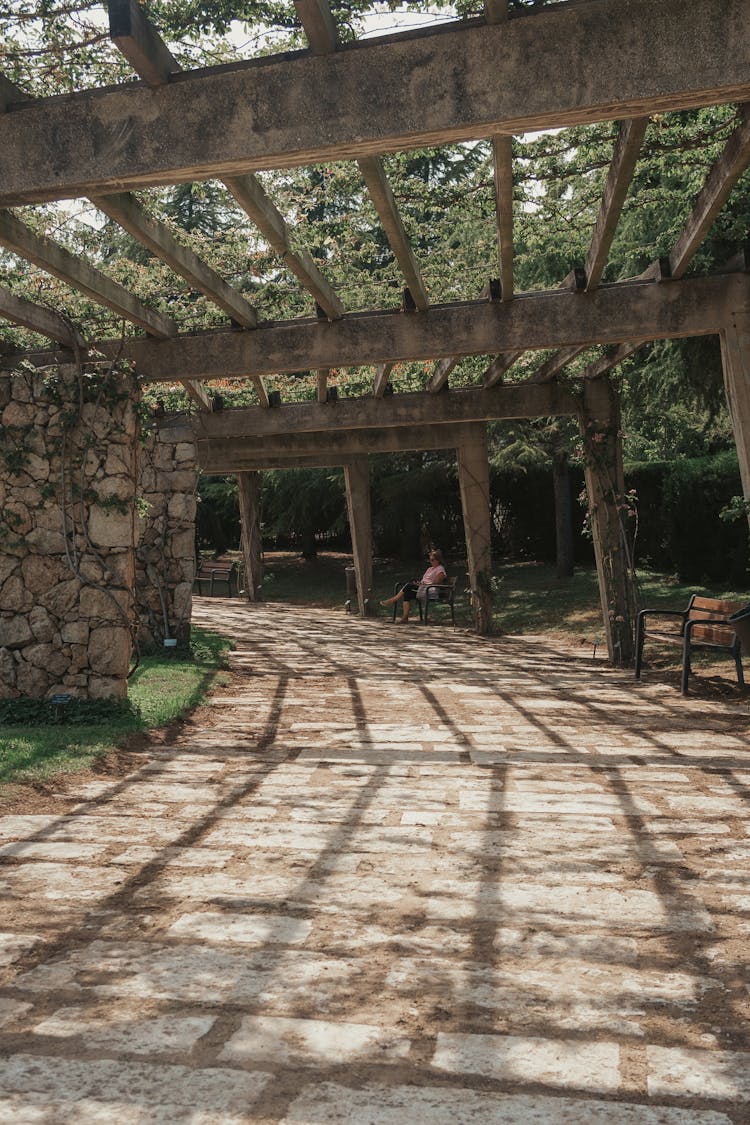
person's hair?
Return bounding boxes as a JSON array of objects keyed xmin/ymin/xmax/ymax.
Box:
[{"xmin": 429, "ymin": 548, "xmax": 445, "ymax": 568}]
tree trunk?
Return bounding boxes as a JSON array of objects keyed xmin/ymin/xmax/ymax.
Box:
[{"xmin": 552, "ymin": 447, "xmax": 574, "ymax": 578}]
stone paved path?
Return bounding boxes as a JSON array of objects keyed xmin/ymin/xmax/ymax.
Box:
[{"xmin": 0, "ymin": 600, "xmax": 749, "ymax": 1123}]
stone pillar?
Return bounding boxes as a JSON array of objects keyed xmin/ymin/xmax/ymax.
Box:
[
  {"xmin": 0, "ymin": 362, "xmax": 138, "ymax": 699},
  {"xmin": 343, "ymin": 458, "xmax": 373, "ymax": 616},
  {"xmin": 721, "ymin": 310, "xmax": 750, "ymax": 525},
  {"xmin": 578, "ymin": 376, "xmax": 635, "ymax": 666},
  {"xmin": 136, "ymin": 418, "xmax": 198, "ymax": 646},
  {"xmin": 457, "ymin": 424, "xmax": 493, "ymax": 634},
  {"xmin": 237, "ymin": 471, "xmax": 263, "ymax": 601}
]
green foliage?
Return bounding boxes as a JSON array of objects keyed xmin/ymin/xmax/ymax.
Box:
[
  {"xmin": 262, "ymin": 468, "xmax": 347, "ymax": 556},
  {"xmin": 660, "ymin": 451, "xmax": 748, "ymax": 585}
]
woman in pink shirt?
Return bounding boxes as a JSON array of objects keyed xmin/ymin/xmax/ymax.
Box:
[{"xmin": 380, "ymin": 549, "xmax": 448, "ymax": 623}]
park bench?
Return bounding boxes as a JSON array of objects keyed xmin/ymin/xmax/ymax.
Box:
[
  {"xmin": 192, "ymin": 559, "xmax": 240, "ymax": 597},
  {"xmin": 635, "ymin": 594, "xmax": 746, "ymax": 695},
  {"xmin": 391, "ymin": 576, "xmax": 458, "ymax": 626}
]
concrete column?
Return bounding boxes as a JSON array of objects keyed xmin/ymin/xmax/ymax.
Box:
[
  {"xmin": 578, "ymin": 376, "xmax": 634, "ymax": 666},
  {"xmin": 457, "ymin": 424, "xmax": 493, "ymax": 634},
  {"xmin": 720, "ymin": 310, "xmax": 750, "ymax": 525},
  {"xmin": 237, "ymin": 470, "xmax": 263, "ymax": 601},
  {"xmin": 343, "ymin": 458, "xmax": 373, "ymax": 616}
]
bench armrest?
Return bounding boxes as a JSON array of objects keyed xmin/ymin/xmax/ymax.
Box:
[{"xmin": 637, "ymin": 607, "xmax": 687, "ymax": 631}]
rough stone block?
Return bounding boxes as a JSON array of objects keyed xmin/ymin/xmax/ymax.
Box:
[
  {"xmin": 87, "ymin": 507, "xmax": 134, "ymax": 549},
  {"xmin": 0, "ymin": 616, "xmax": 34, "ymax": 649}
]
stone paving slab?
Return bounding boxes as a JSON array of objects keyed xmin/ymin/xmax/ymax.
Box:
[{"xmin": 0, "ymin": 601, "xmax": 748, "ymax": 1123}]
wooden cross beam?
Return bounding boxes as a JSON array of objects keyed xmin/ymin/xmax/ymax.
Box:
[
  {"xmin": 668, "ymin": 104, "xmax": 750, "ymax": 280},
  {"xmin": 190, "ymin": 383, "xmax": 609, "ymax": 443},
  {"xmin": 108, "ymin": 0, "xmax": 343, "ymax": 324},
  {"xmin": 524, "ymin": 104, "xmax": 750, "ymax": 384},
  {"xmin": 0, "ymin": 210, "xmax": 177, "ymax": 338},
  {"xmin": 105, "ymin": 0, "xmax": 343, "ymax": 407},
  {"xmin": 295, "ymin": 0, "xmax": 429, "ymax": 311},
  {"xmin": 483, "ymin": 1, "xmax": 514, "ymax": 299},
  {"xmin": 373, "ymin": 363, "xmax": 393, "ymax": 398},
  {"xmin": 20, "ymin": 272, "xmax": 742, "ymax": 384},
  {"xmin": 4, "ymin": 0, "xmax": 747, "ymax": 204},
  {"xmin": 91, "ymin": 192, "xmax": 259, "ymax": 329},
  {"xmin": 0, "ymin": 285, "xmax": 86, "ymax": 350},
  {"xmin": 195, "ymin": 412, "xmax": 576, "ymax": 471},
  {"xmin": 0, "ymin": 68, "xmax": 252, "ymax": 410},
  {"xmin": 488, "ymin": 116, "xmax": 648, "ymax": 386}
]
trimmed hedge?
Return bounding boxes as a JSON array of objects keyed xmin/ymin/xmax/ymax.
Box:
[
  {"xmin": 195, "ymin": 450, "xmax": 748, "ymax": 584},
  {"xmin": 655, "ymin": 451, "xmax": 747, "ymax": 584}
]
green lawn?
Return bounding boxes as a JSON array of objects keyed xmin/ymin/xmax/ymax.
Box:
[
  {"xmin": 0, "ymin": 628, "xmax": 231, "ymax": 791},
  {"xmin": 258, "ymin": 551, "xmax": 749, "ymax": 640}
]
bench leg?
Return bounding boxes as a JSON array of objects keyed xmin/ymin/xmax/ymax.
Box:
[
  {"xmin": 634, "ymin": 616, "xmax": 645, "ymax": 679},
  {"xmin": 736, "ymin": 651, "xmax": 746, "ymax": 689},
  {"xmin": 681, "ymin": 636, "xmax": 691, "ymax": 696}
]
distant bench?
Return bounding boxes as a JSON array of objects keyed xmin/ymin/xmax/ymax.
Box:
[
  {"xmin": 635, "ymin": 594, "xmax": 745, "ymax": 695},
  {"xmin": 192, "ymin": 560, "xmax": 241, "ymax": 598}
]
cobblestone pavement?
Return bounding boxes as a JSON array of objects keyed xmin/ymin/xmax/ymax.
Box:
[{"xmin": 0, "ymin": 600, "xmax": 749, "ymax": 1123}]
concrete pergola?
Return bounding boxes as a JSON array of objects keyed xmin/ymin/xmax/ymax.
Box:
[{"xmin": 1, "ymin": 0, "xmax": 749, "ymax": 665}]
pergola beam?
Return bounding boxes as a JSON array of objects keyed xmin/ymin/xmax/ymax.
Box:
[
  {"xmin": 193, "ymin": 385, "xmax": 587, "ymax": 444},
  {"xmin": 668, "ymin": 104, "xmax": 750, "ymax": 280},
  {"xmin": 92, "ymin": 191, "xmax": 258, "ymax": 328},
  {"xmin": 181, "ymin": 380, "xmax": 212, "ymax": 410},
  {"xmin": 195, "ymin": 417, "xmax": 563, "ymax": 471},
  {"xmin": 492, "ymin": 136, "xmax": 514, "ymax": 301},
  {"xmin": 373, "ymin": 363, "xmax": 393, "ymax": 398},
  {"xmin": 356, "ymin": 156, "xmax": 429, "ymax": 311},
  {"xmin": 4, "ymin": 0, "xmax": 749, "ymax": 204},
  {"xmin": 293, "ymin": 0, "xmax": 338, "ymax": 54},
  {"xmin": 484, "ymin": 1, "xmax": 508, "ymax": 24},
  {"xmin": 223, "ymin": 176, "xmax": 344, "ymax": 319},
  {"xmin": 84, "ymin": 272, "xmax": 748, "ymax": 384},
  {"xmin": 579, "ymin": 340, "xmax": 645, "ymax": 381},
  {"xmin": 485, "ymin": 1, "xmax": 514, "ymax": 299},
  {"xmin": 502, "ymin": 116, "xmax": 648, "ymax": 385},
  {"xmin": 107, "ymin": 0, "xmax": 342, "ymax": 327},
  {"xmin": 583, "ymin": 117, "xmax": 648, "ymax": 290},
  {"xmin": 108, "ymin": 0, "xmax": 180, "ymax": 87},
  {"xmin": 294, "ymin": 0, "xmax": 428, "ymax": 311},
  {"xmin": 526, "ymin": 105, "xmax": 750, "ymax": 383},
  {"xmin": 0, "ymin": 210, "xmax": 177, "ymax": 338},
  {"xmin": 0, "ymin": 285, "xmax": 86, "ymax": 350}
]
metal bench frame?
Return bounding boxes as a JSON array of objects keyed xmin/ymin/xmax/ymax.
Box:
[
  {"xmin": 392, "ymin": 576, "xmax": 457, "ymax": 626},
  {"xmin": 635, "ymin": 594, "xmax": 745, "ymax": 695}
]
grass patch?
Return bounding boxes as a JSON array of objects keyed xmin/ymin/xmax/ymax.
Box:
[
  {"xmin": 0, "ymin": 627, "xmax": 232, "ymax": 790},
  {"xmin": 257, "ymin": 551, "xmax": 748, "ymax": 640}
]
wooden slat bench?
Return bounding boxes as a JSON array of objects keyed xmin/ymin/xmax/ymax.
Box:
[
  {"xmin": 192, "ymin": 560, "xmax": 240, "ymax": 598},
  {"xmin": 635, "ymin": 594, "xmax": 745, "ymax": 695}
]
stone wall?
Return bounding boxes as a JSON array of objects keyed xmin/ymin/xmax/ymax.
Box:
[
  {"xmin": 0, "ymin": 362, "xmax": 139, "ymax": 700},
  {"xmin": 135, "ymin": 416, "xmax": 198, "ymax": 647}
]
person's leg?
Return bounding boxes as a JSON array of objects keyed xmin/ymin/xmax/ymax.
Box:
[
  {"xmin": 380, "ymin": 588, "xmax": 404, "ymax": 608},
  {"xmin": 400, "ymin": 597, "xmax": 411, "ymax": 622}
]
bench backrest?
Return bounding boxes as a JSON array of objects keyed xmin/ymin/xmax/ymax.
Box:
[
  {"xmin": 431, "ymin": 576, "xmax": 457, "ymax": 602},
  {"xmin": 687, "ymin": 595, "xmax": 743, "ymax": 646}
]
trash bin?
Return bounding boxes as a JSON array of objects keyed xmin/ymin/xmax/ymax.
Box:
[{"xmin": 345, "ymin": 566, "xmax": 357, "ymax": 597}]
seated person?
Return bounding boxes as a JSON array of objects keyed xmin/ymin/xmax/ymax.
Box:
[{"xmin": 380, "ymin": 549, "xmax": 448, "ymax": 623}]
